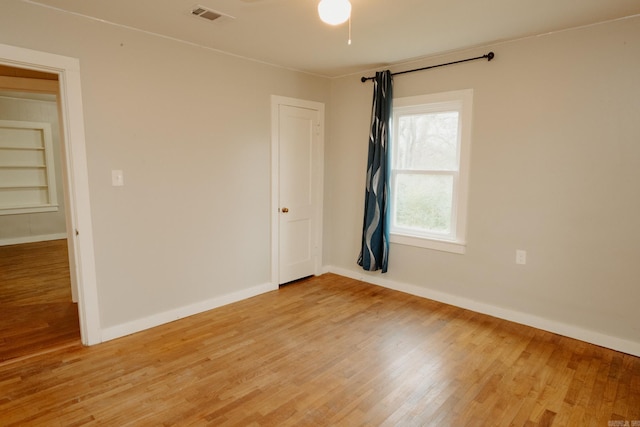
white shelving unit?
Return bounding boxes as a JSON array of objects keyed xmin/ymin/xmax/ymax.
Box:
[{"xmin": 0, "ymin": 120, "xmax": 58, "ymax": 215}]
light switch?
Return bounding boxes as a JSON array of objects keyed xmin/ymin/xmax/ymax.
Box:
[{"xmin": 112, "ymin": 170, "xmax": 124, "ymax": 187}]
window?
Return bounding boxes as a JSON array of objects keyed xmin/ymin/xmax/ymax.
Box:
[
  {"xmin": 0, "ymin": 120, "xmax": 59, "ymax": 215},
  {"xmin": 390, "ymin": 89, "xmax": 472, "ymax": 254}
]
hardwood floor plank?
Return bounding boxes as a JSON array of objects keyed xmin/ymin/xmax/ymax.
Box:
[
  {"xmin": 1, "ymin": 273, "xmax": 639, "ymax": 425},
  {"xmin": 0, "ymin": 239, "xmax": 80, "ymax": 362}
]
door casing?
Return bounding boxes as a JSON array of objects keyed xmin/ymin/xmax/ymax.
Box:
[{"xmin": 0, "ymin": 43, "xmax": 101, "ymax": 345}]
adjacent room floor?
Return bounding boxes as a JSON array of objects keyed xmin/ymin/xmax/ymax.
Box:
[{"xmin": 0, "ymin": 239, "xmax": 81, "ymax": 363}]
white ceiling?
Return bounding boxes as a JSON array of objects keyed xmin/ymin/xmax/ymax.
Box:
[{"xmin": 26, "ymin": 0, "xmax": 640, "ymax": 78}]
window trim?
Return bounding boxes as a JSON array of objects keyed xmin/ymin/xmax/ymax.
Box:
[{"xmin": 389, "ymin": 89, "xmax": 473, "ymax": 254}]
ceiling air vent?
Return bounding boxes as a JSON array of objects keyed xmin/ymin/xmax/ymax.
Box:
[{"xmin": 190, "ymin": 5, "xmax": 227, "ymax": 22}]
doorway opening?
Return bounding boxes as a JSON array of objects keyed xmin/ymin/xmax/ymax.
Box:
[
  {"xmin": 0, "ymin": 43, "xmax": 100, "ymax": 346},
  {"xmin": 0, "ymin": 65, "xmax": 80, "ymax": 361}
]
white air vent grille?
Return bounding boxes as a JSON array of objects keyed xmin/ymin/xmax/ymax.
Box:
[{"xmin": 190, "ymin": 5, "xmax": 231, "ymax": 22}]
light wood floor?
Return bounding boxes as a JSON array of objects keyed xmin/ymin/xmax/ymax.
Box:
[
  {"xmin": 1, "ymin": 273, "xmax": 638, "ymax": 426},
  {"xmin": 0, "ymin": 239, "xmax": 80, "ymax": 362}
]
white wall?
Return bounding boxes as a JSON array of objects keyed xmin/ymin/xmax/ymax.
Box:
[
  {"xmin": 325, "ymin": 16, "xmax": 640, "ymax": 354},
  {"xmin": 0, "ymin": 95, "xmax": 67, "ymax": 244},
  {"xmin": 0, "ymin": 0, "xmax": 329, "ymax": 331}
]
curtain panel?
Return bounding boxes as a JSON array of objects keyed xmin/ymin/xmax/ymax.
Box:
[{"xmin": 357, "ymin": 70, "xmax": 393, "ymax": 273}]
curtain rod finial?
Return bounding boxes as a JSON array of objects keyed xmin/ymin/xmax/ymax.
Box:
[{"xmin": 487, "ymin": 51, "xmax": 495, "ymax": 61}]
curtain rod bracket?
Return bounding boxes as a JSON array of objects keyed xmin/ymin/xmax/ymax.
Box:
[{"xmin": 360, "ymin": 51, "xmax": 495, "ymax": 83}]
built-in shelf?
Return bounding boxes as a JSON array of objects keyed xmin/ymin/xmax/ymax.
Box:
[
  {"xmin": 0, "ymin": 164, "xmax": 47, "ymax": 168},
  {"xmin": 0, "ymin": 146, "xmax": 45, "ymax": 151},
  {"xmin": 0, "ymin": 120, "xmax": 58, "ymax": 215},
  {"xmin": 0, "ymin": 185, "xmax": 49, "ymax": 189}
]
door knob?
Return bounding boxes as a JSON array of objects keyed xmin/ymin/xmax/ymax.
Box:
[{"xmin": 281, "ymin": 207, "xmax": 289, "ymax": 213}]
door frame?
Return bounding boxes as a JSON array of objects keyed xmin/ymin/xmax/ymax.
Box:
[
  {"xmin": 0, "ymin": 43, "xmax": 101, "ymax": 345},
  {"xmin": 270, "ymin": 95, "xmax": 324, "ymax": 286}
]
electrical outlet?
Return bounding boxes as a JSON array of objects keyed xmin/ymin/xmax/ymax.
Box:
[{"xmin": 516, "ymin": 249, "xmax": 527, "ymax": 265}]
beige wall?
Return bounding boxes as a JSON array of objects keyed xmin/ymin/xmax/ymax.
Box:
[
  {"xmin": 1, "ymin": 0, "xmax": 329, "ymax": 329},
  {"xmin": 0, "ymin": 95, "xmax": 67, "ymax": 243},
  {"xmin": 325, "ymin": 16, "xmax": 640, "ymax": 349}
]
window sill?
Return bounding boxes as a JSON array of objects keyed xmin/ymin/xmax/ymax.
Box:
[{"xmin": 390, "ymin": 233, "xmax": 466, "ymax": 254}]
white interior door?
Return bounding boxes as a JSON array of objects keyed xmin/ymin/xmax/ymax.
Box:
[{"xmin": 272, "ymin": 97, "xmax": 323, "ymax": 285}]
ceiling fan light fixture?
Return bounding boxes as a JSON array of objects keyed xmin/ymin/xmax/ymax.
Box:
[{"xmin": 318, "ymin": 0, "xmax": 351, "ymax": 26}]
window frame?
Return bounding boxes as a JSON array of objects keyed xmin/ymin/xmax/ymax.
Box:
[{"xmin": 389, "ymin": 89, "xmax": 473, "ymax": 254}]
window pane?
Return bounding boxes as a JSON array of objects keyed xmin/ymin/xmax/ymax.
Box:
[
  {"xmin": 394, "ymin": 173, "xmax": 453, "ymax": 234},
  {"xmin": 396, "ymin": 111, "xmax": 459, "ymax": 170}
]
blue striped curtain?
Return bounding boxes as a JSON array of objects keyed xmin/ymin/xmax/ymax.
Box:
[{"xmin": 357, "ymin": 70, "xmax": 393, "ymax": 273}]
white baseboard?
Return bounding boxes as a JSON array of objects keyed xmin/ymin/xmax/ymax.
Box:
[
  {"xmin": 325, "ymin": 265, "xmax": 640, "ymax": 358},
  {"xmin": 0, "ymin": 232, "xmax": 68, "ymax": 246},
  {"xmin": 100, "ymin": 282, "xmax": 278, "ymax": 342}
]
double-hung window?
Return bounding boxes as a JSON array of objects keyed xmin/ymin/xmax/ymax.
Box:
[{"xmin": 390, "ymin": 89, "xmax": 472, "ymax": 254}]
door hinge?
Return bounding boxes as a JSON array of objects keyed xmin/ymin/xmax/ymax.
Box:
[{"xmin": 75, "ymin": 229, "xmax": 79, "ymax": 236}]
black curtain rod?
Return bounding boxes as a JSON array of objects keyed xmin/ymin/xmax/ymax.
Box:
[{"xmin": 360, "ymin": 51, "xmax": 495, "ymax": 83}]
